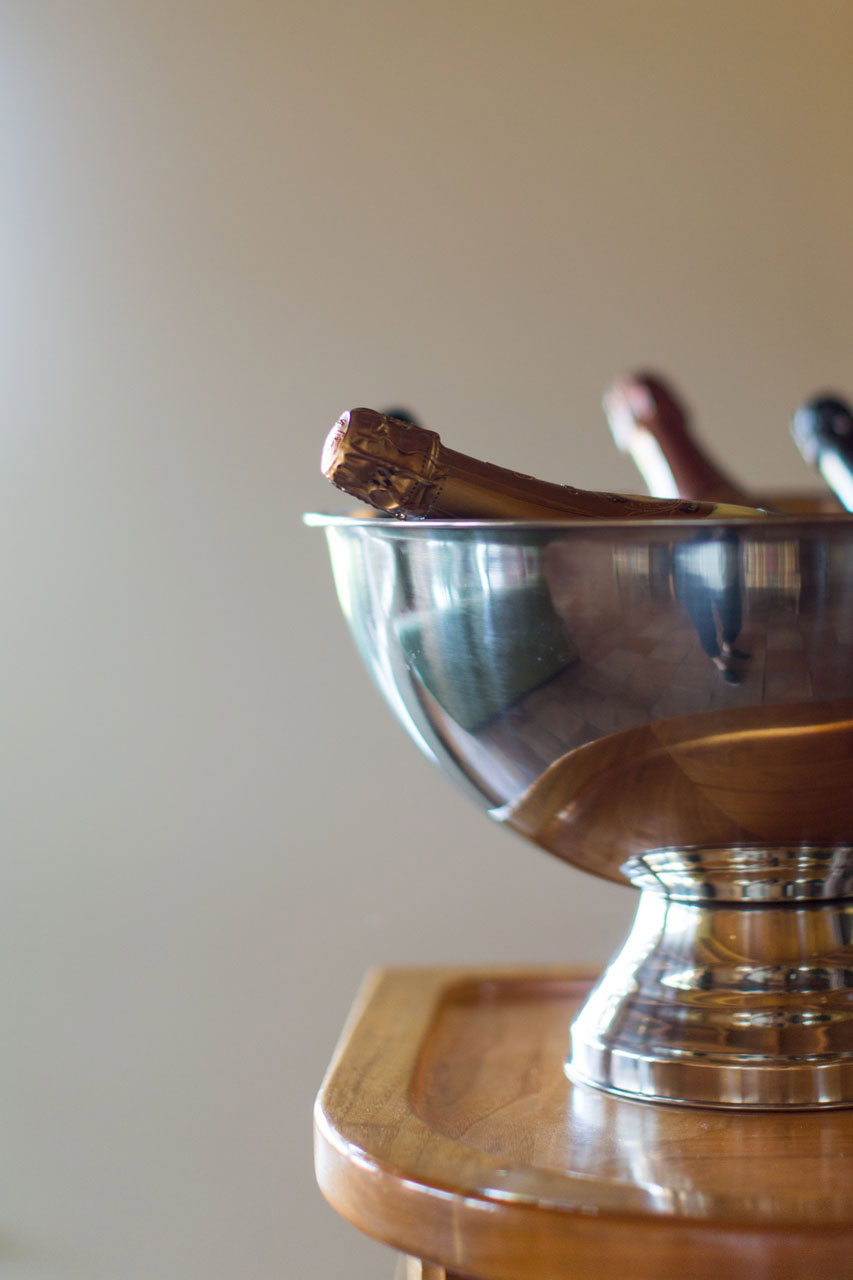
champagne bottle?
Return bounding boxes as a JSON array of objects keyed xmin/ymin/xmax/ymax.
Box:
[
  {"xmin": 602, "ymin": 371, "xmax": 751, "ymax": 505},
  {"xmin": 322, "ymin": 408, "xmax": 765, "ymax": 520},
  {"xmin": 791, "ymin": 394, "xmax": 853, "ymax": 512},
  {"xmin": 379, "ymin": 406, "xmax": 422, "ymax": 427}
]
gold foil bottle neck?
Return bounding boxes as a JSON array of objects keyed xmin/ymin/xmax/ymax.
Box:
[
  {"xmin": 321, "ymin": 408, "xmax": 448, "ymax": 516},
  {"xmin": 321, "ymin": 406, "xmax": 768, "ymax": 521}
]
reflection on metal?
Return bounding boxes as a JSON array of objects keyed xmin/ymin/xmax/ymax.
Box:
[
  {"xmin": 308, "ymin": 512, "xmax": 853, "ymax": 1107},
  {"xmin": 569, "ymin": 895, "xmax": 853, "ymax": 1109},
  {"xmin": 742, "ymin": 538, "xmax": 801, "ymax": 592}
]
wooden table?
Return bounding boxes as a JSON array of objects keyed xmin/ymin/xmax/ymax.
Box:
[{"xmin": 314, "ymin": 967, "xmax": 853, "ymax": 1279}]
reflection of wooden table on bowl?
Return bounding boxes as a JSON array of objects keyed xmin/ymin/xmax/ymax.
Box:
[{"xmin": 314, "ymin": 967, "xmax": 853, "ymax": 1280}]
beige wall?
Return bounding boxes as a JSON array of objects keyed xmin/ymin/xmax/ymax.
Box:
[{"xmin": 3, "ymin": 2, "xmax": 852, "ymax": 1277}]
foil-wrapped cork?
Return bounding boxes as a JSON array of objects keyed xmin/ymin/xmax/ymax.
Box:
[
  {"xmin": 791, "ymin": 395, "xmax": 853, "ymax": 466},
  {"xmin": 321, "ymin": 408, "xmax": 448, "ymax": 516}
]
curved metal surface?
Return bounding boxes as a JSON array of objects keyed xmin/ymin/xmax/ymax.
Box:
[
  {"xmin": 310, "ymin": 512, "xmax": 853, "ymax": 1105},
  {"xmin": 569, "ymin": 894, "xmax": 853, "ymax": 1108}
]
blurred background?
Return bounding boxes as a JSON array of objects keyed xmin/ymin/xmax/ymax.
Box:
[{"xmin": 2, "ymin": 1, "xmax": 852, "ymax": 1276}]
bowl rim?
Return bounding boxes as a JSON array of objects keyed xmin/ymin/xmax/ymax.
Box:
[{"xmin": 303, "ymin": 510, "xmax": 853, "ymax": 532}]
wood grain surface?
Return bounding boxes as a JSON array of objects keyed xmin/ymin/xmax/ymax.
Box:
[{"xmin": 315, "ymin": 967, "xmax": 853, "ymax": 1280}]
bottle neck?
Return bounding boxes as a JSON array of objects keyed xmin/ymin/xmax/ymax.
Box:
[
  {"xmin": 322, "ymin": 408, "xmax": 764, "ymax": 521},
  {"xmin": 817, "ymin": 446, "xmax": 853, "ymax": 512},
  {"xmin": 627, "ymin": 425, "xmax": 745, "ymax": 505},
  {"xmin": 432, "ymin": 445, "xmax": 757, "ymax": 520}
]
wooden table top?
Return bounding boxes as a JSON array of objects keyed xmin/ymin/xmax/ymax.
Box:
[{"xmin": 314, "ymin": 967, "xmax": 853, "ymax": 1280}]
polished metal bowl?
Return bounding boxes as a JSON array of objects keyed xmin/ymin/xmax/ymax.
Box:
[{"xmin": 307, "ymin": 511, "xmax": 853, "ymax": 1108}]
